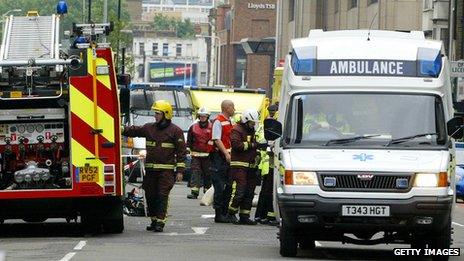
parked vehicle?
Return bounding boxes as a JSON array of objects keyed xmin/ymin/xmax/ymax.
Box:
[{"xmin": 265, "ymin": 29, "xmax": 459, "ymax": 257}]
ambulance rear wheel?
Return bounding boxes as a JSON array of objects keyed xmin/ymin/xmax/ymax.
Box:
[{"xmin": 279, "ymin": 224, "xmax": 297, "ymax": 257}]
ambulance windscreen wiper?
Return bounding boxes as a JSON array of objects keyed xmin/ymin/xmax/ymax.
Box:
[
  {"xmin": 384, "ymin": 133, "xmax": 437, "ymax": 147},
  {"xmin": 324, "ymin": 134, "xmax": 381, "ymax": 146}
]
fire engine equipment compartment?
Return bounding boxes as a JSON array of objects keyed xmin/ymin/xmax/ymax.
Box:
[{"xmin": 0, "ymin": 106, "xmax": 71, "ymax": 190}]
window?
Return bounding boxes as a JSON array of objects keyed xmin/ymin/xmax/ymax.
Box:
[
  {"xmin": 284, "ymin": 93, "xmax": 446, "ymax": 148},
  {"xmin": 139, "ymin": 42, "xmax": 145, "ymax": 56},
  {"xmin": 368, "ymin": 0, "xmax": 378, "ymax": 5},
  {"xmin": 289, "ymin": 0, "xmax": 295, "ymax": 22},
  {"xmin": 176, "ymin": 44, "xmax": 182, "ymax": 57},
  {"xmin": 334, "ymin": 0, "xmax": 339, "ymax": 13},
  {"xmin": 163, "ymin": 43, "xmax": 169, "ymax": 56},
  {"xmin": 152, "ymin": 43, "xmax": 158, "ymax": 56},
  {"xmin": 423, "ymin": 0, "xmax": 432, "ymax": 10},
  {"xmin": 349, "ymin": 0, "xmax": 357, "ymax": 9}
]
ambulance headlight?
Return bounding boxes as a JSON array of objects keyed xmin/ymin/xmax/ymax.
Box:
[
  {"xmin": 417, "ymin": 48, "xmax": 442, "ymax": 78},
  {"xmin": 285, "ymin": 170, "xmax": 318, "ymax": 186},
  {"xmin": 413, "ymin": 172, "xmax": 448, "ymax": 187},
  {"xmin": 291, "ymin": 46, "xmax": 316, "ymax": 76}
]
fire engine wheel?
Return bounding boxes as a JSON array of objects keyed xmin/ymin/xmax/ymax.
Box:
[
  {"xmin": 81, "ymin": 215, "xmax": 102, "ymax": 234},
  {"xmin": 102, "ymin": 201, "xmax": 124, "ymax": 234}
]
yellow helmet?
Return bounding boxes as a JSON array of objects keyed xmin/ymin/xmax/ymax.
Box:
[{"xmin": 151, "ymin": 100, "xmax": 173, "ymax": 120}]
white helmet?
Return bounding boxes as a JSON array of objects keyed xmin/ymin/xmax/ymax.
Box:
[
  {"xmin": 241, "ymin": 109, "xmax": 259, "ymax": 124},
  {"xmin": 197, "ymin": 107, "xmax": 210, "ymax": 117}
]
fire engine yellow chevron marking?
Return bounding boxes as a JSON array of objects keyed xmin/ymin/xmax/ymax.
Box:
[
  {"xmin": 97, "ymin": 107, "xmax": 115, "ymax": 142},
  {"xmin": 96, "ymin": 58, "xmax": 111, "ymax": 90},
  {"xmin": 87, "ymin": 49, "xmax": 94, "ymax": 76},
  {"xmin": 71, "ymin": 139, "xmax": 105, "ymax": 187},
  {"xmin": 70, "ymin": 85, "xmax": 114, "ymax": 142},
  {"xmin": 70, "ymin": 84, "xmax": 95, "ymax": 125}
]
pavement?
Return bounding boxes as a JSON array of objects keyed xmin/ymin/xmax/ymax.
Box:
[{"xmin": 0, "ymin": 183, "xmax": 463, "ymax": 260}]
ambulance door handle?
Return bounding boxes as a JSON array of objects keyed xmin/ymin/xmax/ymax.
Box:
[{"xmin": 278, "ymin": 153, "xmax": 282, "ymax": 160}]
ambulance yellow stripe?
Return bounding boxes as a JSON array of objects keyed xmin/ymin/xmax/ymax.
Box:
[
  {"xmin": 70, "ymin": 84, "xmax": 114, "ymax": 142},
  {"xmin": 71, "ymin": 139, "xmax": 105, "ymax": 187}
]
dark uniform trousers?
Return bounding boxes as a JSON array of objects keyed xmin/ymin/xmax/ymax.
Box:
[
  {"xmin": 143, "ymin": 170, "xmax": 175, "ymax": 223},
  {"xmin": 210, "ymin": 152, "xmax": 231, "ymax": 215},
  {"xmin": 228, "ymin": 168, "xmax": 257, "ymax": 218},
  {"xmin": 255, "ymin": 169, "xmax": 274, "ymax": 219},
  {"xmin": 190, "ymin": 156, "xmax": 212, "ymax": 193}
]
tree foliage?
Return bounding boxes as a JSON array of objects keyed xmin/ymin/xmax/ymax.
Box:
[{"xmin": 153, "ymin": 14, "xmax": 195, "ymax": 39}]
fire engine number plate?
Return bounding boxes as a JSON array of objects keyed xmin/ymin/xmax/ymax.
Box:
[
  {"xmin": 342, "ymin": 205, "xmax": 390, "ymax": 217},
  {"xmin": 79, "ymin": 166, "xmax": 99, "ymax": 182}
]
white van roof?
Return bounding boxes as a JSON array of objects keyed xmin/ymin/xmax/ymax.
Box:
[{"xmin": 291, "ymin": 30, "xmax": 442, "ymax": 61}]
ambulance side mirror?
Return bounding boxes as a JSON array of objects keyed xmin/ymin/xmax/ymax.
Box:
[
  {"xmin": 264, "ymin": 118, "xmax": 282, "ymax": 141},
  {"xmin": 447, "ymin": 116, "xmax": 464, "ymax": 139},
  {"xmin": 120, "ymin": 87, "xmax": 130, "ymax": 116}
]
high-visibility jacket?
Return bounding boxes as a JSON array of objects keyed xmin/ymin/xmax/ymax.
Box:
[
  {"xmin": 214, "ymin": 113, "xmax": 233, "ymax": 150},
  {"xmin": 187, "ymin": 121, "xmax": 213, "ymax": 157},
  {"xmin": 255, "ymin": 124, "xmax": 270, "ymax": 176},
  {"xmin": 303, "ymin": 113, "xmax": 351, "ymax": 135},
  {"xmin": 230, "ymin": 123, "xmax": 257, "ymax": 169},
  {"xmin": 123, "ymin": 122, "xmax": 187, "ymax": 173}
]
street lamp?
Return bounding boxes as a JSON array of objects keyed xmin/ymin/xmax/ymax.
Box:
[{"xmin": 196, "ymin": 34, "xmax": 221, "ymax": 86}]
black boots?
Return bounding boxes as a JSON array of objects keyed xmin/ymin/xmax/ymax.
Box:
[
  {"xmin": 146, "ymin": 219, "xmax": 165, "ymax": 232},
  {"xmin": 214, "ymin": 208, "xmax": 230, "ymax": 223},
  {"xmin": 238, "ymin": 216, "xmax": 257, "ymax": 225},
  {"xmin": 146, "ymin": 220, "xmax": 156, "ymax": 231}
]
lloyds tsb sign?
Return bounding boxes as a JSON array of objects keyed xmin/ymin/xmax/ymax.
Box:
[{"xmin": 247, "ymin": 3, "xmax": 276, "ymax": 10}]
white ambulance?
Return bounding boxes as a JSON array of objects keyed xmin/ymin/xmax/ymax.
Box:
[{"xmin": 264, "ymin": 30, "xmax": 462, "ymax": 257}]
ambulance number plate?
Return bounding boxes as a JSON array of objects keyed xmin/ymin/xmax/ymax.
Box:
[
  {"xmin": 79, "ymin": 165, "xmax": 99, "ymax": 182},
  {"xmin": 342, "ymin": 205, "xmax": 390, "ymax": 217}
]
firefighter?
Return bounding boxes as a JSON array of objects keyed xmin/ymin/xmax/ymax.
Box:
[
  {"xmin": 186, "ymin": 107, "xmax": 213, "ymax": 199},
  {"xmin": 210, "ymin": 100, "xmax": 235, "ymax": 223},
  {"xmin": 255, "ymin": 104, "xmax": 278, "ymax": 225},
  {"xmin": 122, "ymin": 100, "xmax": 187, "ymax": 232},
  {"xmin": 227, "ymin": 109, "xmax": 260, "ymax": 225}
]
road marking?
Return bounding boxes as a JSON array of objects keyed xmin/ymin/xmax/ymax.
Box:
[
  {"xmin": 192, "ymin": 227, "xmax": 208, "ymax": 235},
  {"xmin": 315, "ymin": 241, "xmax": 322, "ymax": 247},
  {"xmin": 201, "ymin": 214, "xmax": 215, "ymax": 219},
  {"xmin": 73, "ymin": 241, "xmax": 86, "ymax": 250},
  {"xmin": 59, "ymin": 252, "xmax": 76, "ymax": 261},
  {"xmin": 164, "ymin": 227, "xmax": 209, "ymax": 236},
  {"xmin": 452, "ymin": 221, "xmax": 464, "ymax": 227}
]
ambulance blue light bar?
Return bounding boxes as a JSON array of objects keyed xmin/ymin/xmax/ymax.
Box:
[
  {"xmin": 417, "ymin": 48, "xmax": 442, "ymax": 78},
  {"xmin": 291, "ymin": 46, "xmax": 317, "ymax": 76}
]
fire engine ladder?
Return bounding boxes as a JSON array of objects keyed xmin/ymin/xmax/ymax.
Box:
[{"xmin": 0, "ymin": 13, "xmax": 76, "ymax": 69}]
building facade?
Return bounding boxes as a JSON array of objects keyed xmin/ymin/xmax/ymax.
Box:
[
  {"xmin": 276, "ymin": 0, "xmax": 425, "ymax": 64},
  {"xmin": 133, "ymin": 37, "xmax": 208, "ymax": 85},
  {"xmin": 215, "ymin": 0, "xmax": 277, "ymax": 89}
]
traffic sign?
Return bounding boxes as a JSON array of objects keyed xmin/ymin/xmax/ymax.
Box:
[{"xmin": 450, "ymin": 61, "xmax": 464, "ymax": 77}]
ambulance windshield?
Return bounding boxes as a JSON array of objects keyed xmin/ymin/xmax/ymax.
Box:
[{"xmin": 284, "ymin": 93, "xmax": 447, "ymax": 148}]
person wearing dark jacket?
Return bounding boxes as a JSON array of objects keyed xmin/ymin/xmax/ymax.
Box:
[
  {"xmin": 122, "ymin": 100, "xmax": 186, "ymax": 232},
  {"xmin": 227, "ymin": 109, "xmax": 260, "ymax": 225}
]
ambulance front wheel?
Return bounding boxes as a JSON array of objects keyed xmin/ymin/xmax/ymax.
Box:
[{"xmin": 279, "ymin": 224, "xmax": 298, "ymax": 257}]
